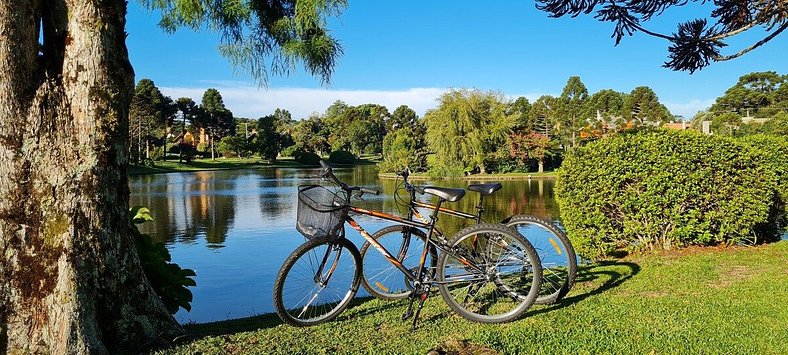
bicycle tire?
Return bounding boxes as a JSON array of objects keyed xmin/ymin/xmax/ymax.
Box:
[
  {"xmin": 437, "ymin": 223, "xmax": 541, "ymax": 324},
  {"xmin": 504, "ymin": 215, "xmax": 577, "ymax": 304},
  {"xmin": 359, "ymin": 225, "xmax": 437, "ymax": 300},
  {"xmin": 273, "ymin": 237, "xmax": 361, "ymax": 326}
]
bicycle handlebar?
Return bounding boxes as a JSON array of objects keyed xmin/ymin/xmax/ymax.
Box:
[{"xmin": 319, "ymin": 160, "xmax": 379, "ymax": 195}]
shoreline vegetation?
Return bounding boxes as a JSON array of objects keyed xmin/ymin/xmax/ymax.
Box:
[
  {"xmin": 163, "ymin": 241, "xmax": 787, "ymax": 354},
  {"xmin": 129, "ymin": 156, "xmax": 557, "ymax": 179},
  {"xmin": 128, "ymin": 156, "xmax": 379, "ymax": 176},
  {"xmin": 377, "ymin": 171, "xmax": 557, "ymax": 180}
]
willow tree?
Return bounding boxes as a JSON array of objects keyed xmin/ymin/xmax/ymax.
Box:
[
  {"xmin": 425, "ymin": 89, "xmax": 516, "ymax": 175},
  {"xmin": 0, "ymin": 1, "xmax": 344, "ymax": 353}
]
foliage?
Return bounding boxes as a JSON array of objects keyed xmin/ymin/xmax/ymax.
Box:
[
  {"xmin": 324, "ymin": 102, "xmax": 389, "ymax": 156},
  {"xmin": 129, "ymin": 207, "xmax": 196, "ymax": 314},
  {"xmin": 623, "ymin": 86, "xmax": 671, "ymax": 126},
  {"xmin": 218, "ymin": 135, "xmax": 252, "ymax": 158},
  {"xmin": 142, "ymin": 0, "xmax": 346, "ymax": 85},
  {"xmin": 293, "ymin": 150, "xmax": 321, "ymax": 165},
  {"xmin": 380, "ymin": 105, "xmax": 428, "ymax": 173},
  {"xmin": 738, "ymin": 134, "xmax": 788, "ymax": 234},
  {"xmin": 710, "ymin": 71, "xmax": 788, "ymax": 117},
  {"xmin": 328, "ymin": 150, "xmax": 355, "ymax": 164},
  {"xmin": 739, "ymin": 112, "xmax": 788, "ymax": 136},
  {"xmin": 556, "ymin": 129, "xmax": 780, "ymax": 259},
  {"xmin": 424, "ymin": 89, "xmax": 516, "ymax": 176},
  {"xmin": 379, "ymin": 130, "xmax": 418, "ymax": 173},
  {"xmin": 129, "ymin": 79, "xmax": 177, "ymax": 163},
  {"xmin": 150, "ymin": 146, "xmax": 165, "ymax": 161},
  {"xmin": 710, "ymin": 112, "xmax": 742, "ymax": 136},
  {"xmin": 291, "ymin": 115, "xmax": 330, "ymax": 154},
  {"xmin": 253, "ymin": 114, "xmax": 282, "ymax": 161},
  {"xmin": 508, "ymin": 132, "xmax": 553, "ymax": 173},
  {"xmin": 557, "ymin": 76, "xmax": 589, "ymax": 149},
  {"xmin": 536, "ymin": 1, "xmax": 788, "ymax": 73}
]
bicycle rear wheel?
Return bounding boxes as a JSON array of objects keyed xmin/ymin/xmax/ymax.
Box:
[
  {"xmin": 360, "ymin": 225, "xmax": 437, "ymax": 300},
  {"xmin": 273, "ymin": 237, "xmax": 361, "ymax": 326},
  {"xmin": 437, "ymin": 223, "xmax": 541, "ymax": 324},
  {"xmin": 505, "ymin": 215, "xmax": 577, "ymax": 304}
]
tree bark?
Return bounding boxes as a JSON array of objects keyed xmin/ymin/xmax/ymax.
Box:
[{"xmin": 0, "ymin": 1, "xmax": 181, "ymax": 353}]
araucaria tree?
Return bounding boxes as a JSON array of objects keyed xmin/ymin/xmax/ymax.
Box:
[
  {"xmin": 536, "ymin": 0, "xmax": 788, "ymax": 73},
  {"xmin": 0, "ymin": 0, "xmax": 345, "ymax": 353}
]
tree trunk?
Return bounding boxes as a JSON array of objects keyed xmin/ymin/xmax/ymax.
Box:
[
  {"xmin": 0, "ymin": 1, "xmax": 181, "ymax": 353},
  {"xmin": 538, "ymin": 158, "xmax": 544, "ymax": 173}
]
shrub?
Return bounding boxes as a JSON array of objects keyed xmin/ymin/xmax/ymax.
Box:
[
  {"xmin": 328, "ymin": 150, "xmax": 355, "ymax": 164},
  {"xmin": 294, "ymin": 150, "xmax": 321, "ymax": 165},
  {"xmin": 738, "ymin": 134, "xmax": 788, "ymax": 235},
  {"xmin": 150, "ymin": 146, "xmax": 165, "ymax": 161},
  {"xmin": 196, "ymin": 142, "xmax": 209, "ymax": 153},
  {"xmin": 556, "ymin": 129, "xmax": 779, "ymax": 259}
]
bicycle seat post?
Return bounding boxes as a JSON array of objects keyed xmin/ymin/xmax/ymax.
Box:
[{"xmin": 475, "ymin": 194, "xmax": 485, "ymax": 223}]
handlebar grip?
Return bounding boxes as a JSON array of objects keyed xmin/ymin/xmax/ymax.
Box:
[{"xmin": 361, "ymin": 187, "xmax": 380, "ymax": 195}]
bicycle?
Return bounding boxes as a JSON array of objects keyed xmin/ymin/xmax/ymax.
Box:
[
  {"xmin": 273, "ymin": 161, "xmax": 542, "ymax": 328},
  {"xmin": 360, "ymin": 169, "xmax": 576, "ymax": 305}
]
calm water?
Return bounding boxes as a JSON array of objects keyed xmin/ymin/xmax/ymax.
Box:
[{"xmin": 129, "ymin": 165, "xmax": 560, "ymax": 323}]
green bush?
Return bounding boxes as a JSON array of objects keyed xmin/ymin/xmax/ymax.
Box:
[
  {"xmin": 556, "ymin": 129, "xmax": 780, "ymax": 259},
  {"xmin": 130, "ymin": 207, "xmax": 196, "ymax": 314},
  {"xmin": 328, "ymin": 150, "xmax": 355, "ymax": 164},
  {"xmin": 196, "ymin": 142, "xmax": 209, "ymax": 153},
  {"xmin": 294, "ymin": 150, "xmax": 321, "ymax": 165},
  {"xmin": 150, "ymin": 146, "xmax": 165, "ymax": 161},
  {"xmin": 738, "ymin": 134, "xmax": 788, "ymax": 235}
]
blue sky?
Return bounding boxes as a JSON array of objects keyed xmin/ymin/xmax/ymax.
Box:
[{"xmin": 126, "ymin": 1, "xmax": 788, "ymax": 120}]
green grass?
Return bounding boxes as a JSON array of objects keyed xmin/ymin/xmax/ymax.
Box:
[
  {"xmin": 161, "ymin": 242, "xmax": 788, "ymax": 354},
  {"xmin": 129, "ymin": 156, "xmax": 378, "ymax": 175}
]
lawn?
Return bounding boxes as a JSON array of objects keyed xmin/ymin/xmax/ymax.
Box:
[{"xmin": 160, "ymin": 241, "xmax": 788, "ymax": 354}]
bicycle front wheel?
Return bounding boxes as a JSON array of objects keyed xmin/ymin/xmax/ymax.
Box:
[
  {"xmin": 505, "ymin": 215, "xmax": 577, "ymax": 304},
  {"xmin": 360, "ymin": 225, "xmax": 437, "ymax": 300},
  {"xmin": 273, "ymin": 237, "xmax": 361, "ymax": 326},
  {"xmin": 437, "ymin": 223, "xmax": 541, "ymax": 324}
]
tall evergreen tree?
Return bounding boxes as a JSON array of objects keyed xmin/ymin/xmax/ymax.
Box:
[{"xmin": 558, "ymin": 76, "xmax": 589, "ymax": 149}]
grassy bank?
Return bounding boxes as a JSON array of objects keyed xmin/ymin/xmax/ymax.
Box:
[
  {"xmin": 161, "ymin": 241, "xmax": 787, "ymax": 354},
  {"xmin": 378, "ymin": 171, "xmax": 557, "ymax": 180},
  {"xmin": 129, "ymin": 156, "xmax": 378, "ymax": 175}
]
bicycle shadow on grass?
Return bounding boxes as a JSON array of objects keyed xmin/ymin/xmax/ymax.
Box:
[{"xmin": 525, "ymin": 260, "xmax": 641, "ymax": 316}]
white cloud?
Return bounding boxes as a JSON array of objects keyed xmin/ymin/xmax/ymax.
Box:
[
  {"xmin": 663, "ymin": 99, "xmax": 716, "ymax": 120},
  {"xmin": 160, "ymin": 85, "xmax": 447, "ymax": 119}
]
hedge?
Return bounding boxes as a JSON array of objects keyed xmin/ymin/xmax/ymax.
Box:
[
  {"xmin": 556, "ymin": 130, "xmax": 781, "ymax": 259},
  {"xmin": 328, "ymin": 150, "xmax": 355, "ymax": 164},
  {"xmin": 293, "ymin": 150, "xmax": 321, "ymax": 165}
]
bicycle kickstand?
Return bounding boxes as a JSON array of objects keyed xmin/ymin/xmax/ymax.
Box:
[{"xmin": 409, "ymin": 289, "xmax": 429, "ymax": 331}]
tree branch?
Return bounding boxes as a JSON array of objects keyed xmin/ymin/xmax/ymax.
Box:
[{"xmin": 713, "ymin": 21, "xmax": 788, "ymax": 61}]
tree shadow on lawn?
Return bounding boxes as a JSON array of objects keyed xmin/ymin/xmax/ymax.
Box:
[
  {"xmin": 524, "ymin": 260, "xmax": 641, "ymax": 317},
  {"xmin": 174, "ymin": 296, "xmax": 401, "ymax": 344}
]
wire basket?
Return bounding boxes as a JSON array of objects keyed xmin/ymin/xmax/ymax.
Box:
[{"xmin": 296, "ymin": 185, "xmax": 348, "ymax": 240}]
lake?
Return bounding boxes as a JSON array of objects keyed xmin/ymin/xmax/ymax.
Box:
[{"xmin": 129, "ymin": 164, "xmax": 560, "ymax": 323}]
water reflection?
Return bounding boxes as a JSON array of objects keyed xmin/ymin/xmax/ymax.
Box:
[{"xmin": 129, "ymin": 165, "xmax": 559, "ymax": 323}]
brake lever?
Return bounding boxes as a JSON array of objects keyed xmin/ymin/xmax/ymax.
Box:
[{"xmin": 352, "ymin": 190, "xmax": 366, "ymax": 202}]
